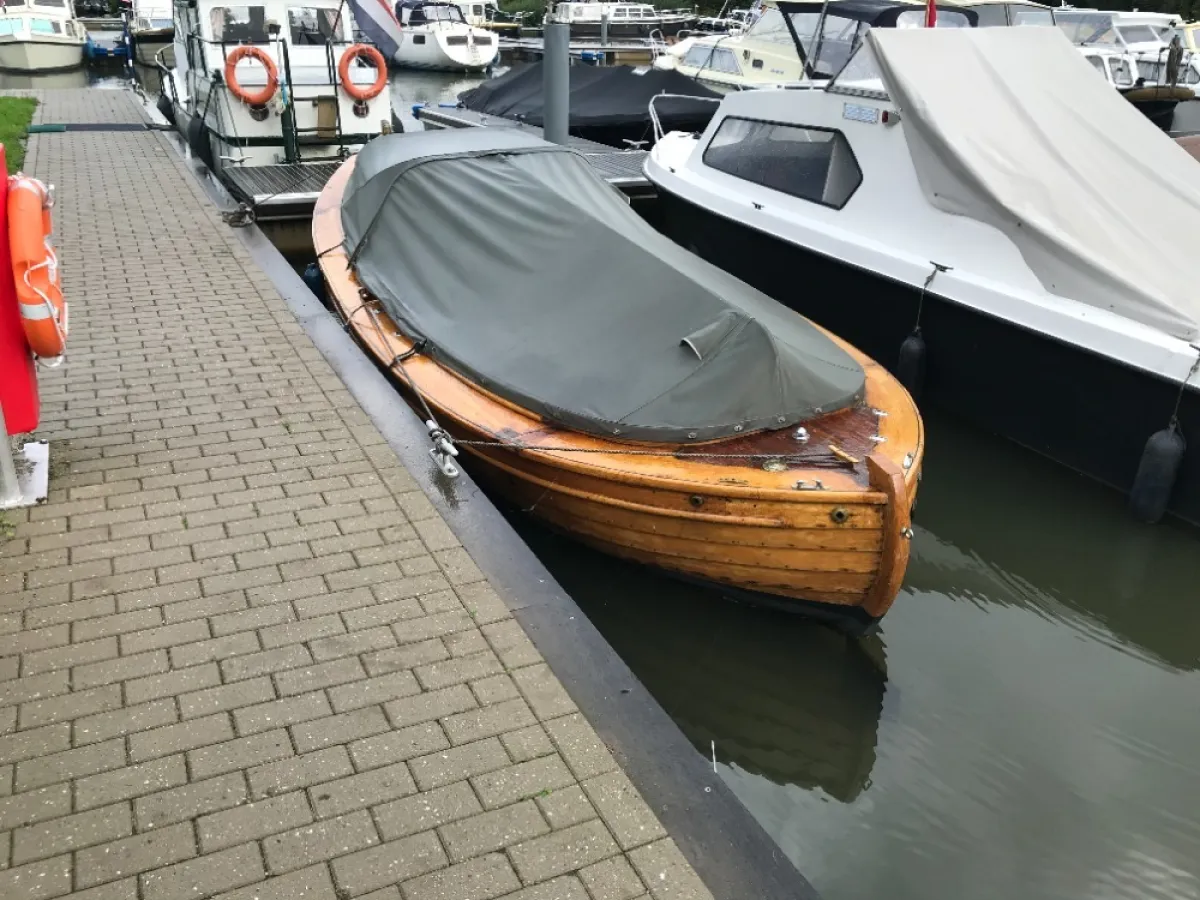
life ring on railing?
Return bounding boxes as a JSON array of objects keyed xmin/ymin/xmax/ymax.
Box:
[
  {"xmin": 9, "ymin": 175, "xmax": 66, "ymax": 361},
  {"xmin": 338, "ymin": 45, "xmax": 388, "ymax": 102},
  {"xmin": 224, "ymin": 45, "xmax": 278, "ymax": 106}
]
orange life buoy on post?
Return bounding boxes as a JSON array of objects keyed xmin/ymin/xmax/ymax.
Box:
[
  {"xmin": 338, "ymin": 45, "xmax": 388, "ymax": 102},
  {"xmin": 224, "ymin": 45, "xmax": 279, "ymax": 106},
  {"xmin": 9, "ymin": 175, "xmax": 66, "ymax": 362}
]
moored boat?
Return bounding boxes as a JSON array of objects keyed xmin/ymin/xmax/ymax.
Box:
[
  {"xmin": 314, "ymin": 128, "xmax": 924, "ymax": 633},
  {"xmin": 0, "ymin": 0, "xmax": 86, "ymax": 73}
]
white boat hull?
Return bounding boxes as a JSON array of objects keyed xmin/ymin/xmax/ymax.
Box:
[
  {"xmin": 0, "ymin": 38, "xmax": 84, "ymax": 72},
  {"xmin": 392, "ymin": 28, "xmax": 497, "ymax": 71}
]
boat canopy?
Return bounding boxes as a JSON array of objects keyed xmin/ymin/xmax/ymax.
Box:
[
  {"xmin": 341, "ymin": 129, "xmax": 866, "ymax": 443},
  {"xmin": 458, "ymin": 62, "xmax": 720, "ymax": 137},
  {"xmin": 777, "ymin": 0, "xmax": 977, "ymax": 29},
  {"xmin": 870, "ymin": 26, "xmax": 1200, "ymax": 341}
]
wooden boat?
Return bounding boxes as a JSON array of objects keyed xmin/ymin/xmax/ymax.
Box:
[{"xmin": 313, "ymin": 131, "xmax": 924, "ymax": 633}]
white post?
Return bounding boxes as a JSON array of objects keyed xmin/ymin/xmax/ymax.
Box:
[
  {"xmin": 0, "ymin": 404, "xmax": 49, "ymax": 511},
  {"xmin": 0, "ymin": 405, "xmax": 20, "ymax": 509}
]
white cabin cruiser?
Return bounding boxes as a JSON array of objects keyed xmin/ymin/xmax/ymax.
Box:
[
  {"xmin": 159, "ymin": 0, "xmax": 392, "ymax": 183},
  {"xmin": 647, "ymin": 26, "xmax": 1200, "ymax": 524},
  {"xmin": 655, "ymin": 0, "xmax": 975, "ymax": 91},
  {"xmin": 0, "ymin": 0, "xmax": 85, "ymax": 72},
  {"xmin": 345, "ymin": 0, "xmax": 495, "ymax": 70},
  {"xmin": 122, "ymin": 0, "xmax": 174, "ymax": 67},
  {"xmin": 551, "ymin": 1, "xmax": 696, "ymax": 40}
]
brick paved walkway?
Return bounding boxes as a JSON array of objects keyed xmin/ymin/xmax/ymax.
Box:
[{"xmin": 0, "ymin": 89, "xmax": 714, "ymax": 900}]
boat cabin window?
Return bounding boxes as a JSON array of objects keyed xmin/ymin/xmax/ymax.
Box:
[
  {"xmin": 0, "ymin": 19, "xmax": 18, "ymax": 34},
  {"xmin": 471, "ymin": 4, "xmax": 483, "ymax": 15},
  {"xmin": 287, "ymin": 7, "xmax": 342, "ymax": 43},
  {"xmin": 1107, "ymin": 56, "xmax": 1133, "ymax": 86},
  {"xmin": 407, "ymin": 4, "xmax": 464, "ymax": 23},
  {"xmin": 1011, "ymin": 7, "xmax": 1053, "ymax": 26},
  {"xmin": 745, "ymin": 8, "xmax": 806, "ymax": 45},
  {"xmin": 893, "ymin": 9, "xmax": 972, "ymax": 28},
  {"xmin": 969, "ymin": 4, "xmax": 1009, "ymax": 27},
  {"xmin": 703, "ymin": 118, "xmax": 862, "ymax": 210},
  {"xmin": 211, "ymin": 6, "xmax": 271, "ymax": 42},
  {"xmin": 613, "ymin": 8, "xmax": 626, "ymax": 18},
  {"xmin": 828, "ymin": 39, "xmax": 888, "ymax": 97},
  {"xmin": 29, "ymin": 17, "xmax": 59, "ymax": 32},
  {"xmin": 32, "ymin": 0, "xmax": 66, "ymax": 6},
  {"xmin": 1086, "ymin": 54, "xmax": 1107, "ymax": 78},
  {"xmin": 1116, "ymin": 24, "xmax": 1161, "ymax": 45},
  {"xmin": 682, "ymin": 44, "xmax": 741, "ymax": 75},
  {"xmin": 1056, "ymin": 13, "xmax": 1117, "ymax": 47}
]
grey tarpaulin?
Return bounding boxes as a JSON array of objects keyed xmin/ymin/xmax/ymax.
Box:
[{"xmin": 342, "ymin": 129, "xmax": 865, "ymax": 443}]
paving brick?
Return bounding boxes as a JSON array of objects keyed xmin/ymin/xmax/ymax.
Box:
[
  {"xmin": 507, "ymin": 820, "xmax": 620, "ymax": 886},
  {"xmin": 512, "ymin": 666, "xmax": 578, "ymax": 721},
  {"xmin": 402, "ymin": 853, "xmax": 520, "ymax": 900},
  {"xmin": 307, "ymin": 627, "xmax": 395, "ymax": 664},
  {"xmin": 259, "ymin": 615, "xmax": 344, "ymax": 649},
  {"xmin": 126, "ymin": 663, "xmax": 221, "ymax": 705},
  {"xmin": 372, "ymin": 780, "xmax": 480, "ymax": 842},
  {"xmin": 75, "ymin": 699, "xmax": 179, "ymax": 745},
  {"xmin": 164, "ymin": 590, "xmax": 247, "ymax": 623},
  {"xmin": 419, "ymin": 589, "xmax": 464, "ymax": 615},
  {"xmin": 0, "ymin": 783, "xmax": 72, "ymax": 830},
  {"xmin": 74, "ymin": 649, "xmax": 168, "ymax": 689},
  {"xmin": 129, "ymin": 713, "xmax": 234, "ymax": 761},
  {"xmin": 580, "ymin": 772, "xmax": 666, "ymax": 852},
  {"xmin": 414, "ymin": 651, "xmax": 504, "ymax": 692},
  {"xmin": 362, "ymin": 638, "xmax": 449, "ymax": 676},
  {"xmin": 170, "ymin": 632, "xmax": 260, "ymax": 669},
  {"xmin": 13, "ymin": 801, "xmax": 132, "ymax": 864},
  {"xmin": 136, "ymin": 773, "xmax": 248, "ymax": 831},
  {"xmin": 221, "ymin": 644, "xmax": 311, "ymax": 682},
  {"xmin": 24, "ymin": 637, "xmax": 118, "ymax": 675},
  {"xmin": 409, "ymin": 737, "xmax": 510, "ymax": 792},
  {"xmin": 442, "ymin": 628, "xmax": 489, "ymax": 658},
  {"xmin": 121, "ymin": 620, "xmax": 211, "ymax": 655},
  {"xmin": 212, "ymin": 863, "xmax": 336, "ymax": 900},
  {"xmin": 391, "ymin": 610, "xmax": 474, "ymax": 645},
  {"xmin": 471, "ymin": 756, "xmax": 578, "ymax": 811},
  {"xmin": 291, "ymin": 706, "xmax": 390, "ymax": 754},
  {"xmin": 263, "ymin": 809, "xmax": 380, "ymax": 874},
  {"xmin": 500, "ymin": 726, "xmax": 555, "ymax": 765},
  {"xmin": 481, "ymin": 621, "xmax": 542, "ymax": 670},
  {"xmin": 384, "ymin": 683, "xmax": 477, "ymax": 729},
  {"xmin": 141, "ymin": 843, "xmax": 267, "ymax": 900},
  {"xmin": 17, "ymin": 684, "xmax": 121, "ymax": 729},
  {"xmin": 0, "ymin": 854, "xmax": 73, "ymax": 900},
  {"xmin": 535, "ymin": 785, "xmax": 597, "ymax": 831},
  {"xmin": 310, "ymin": 760, "xmax": 416, "ymax": 819},
  {"xmin": 76, "ymin": 757, "xmax": 187, "ymax": 811},
  {"xmin": 579, "ymin": 856, "xmax": 646, "ymax": 900},
  {"xmin": 73, "ymin": 608, "xmax": 163, "ymax": 642},
  {"xmin": 0, "ymin": 673, "xmax": 71, "ymax": 710},
  {"xmin": 198, "ymin": 791, "xmax": 313, "ymax": 852},
  {"xmin": 627, "ymin": 840, "xmax": 714, "ymax": 900},
  {"xmin": 16, "ymin": 738, "xmax": 126, "ymax": 791},
  {"xmin": 330, "ymin": 830, "xmax": 447, "ymax": 897},
  {"xmin": 349, "ymin": 721, "xmax": 449, "ymax": 772},
  {"xmin": 471, "ymin": 674, "xmax": 521, "ymax": 706},
  {"xmin": 25, "ymin": 595, "xmax": 115, "ymax": 628},
  {"xmin": 180, "ymin": 676, "xmax": 275, "ymax": 719},
  {"xmin": 248, "ymin": 746, "xmax": 353, "ymax": 800},
  {"xmin": 76, "ymin": 822, "xmax": 197, "ymax": 889},
  {"xmin": 454, "ymin": 582, "xmax": 511, "ymax": 626},
  {"xmin": 65, "ymin": 880, "xmax": 141, "ymax": 900},
  {"xmin": 189, "ymin": 730, "xmax": 294, "ymax": 780},
  {"xmin": 275, "ymin": 657, "xmax": 364, "ymax": 696},
  {"xmin": 543, "ymin": 713, "xmax": 619, "ymax": 781},
  {"xmin": 116, "ymin": 580, "xmax": 203, "ymax": 613},
  {"xmin": 210, "ymin": 603, "xmax": 295, "ymax": 637},
  {"xmin": 440, "ymin": 800, "xmax": 550, "ymax": 864},
  {"xmin": 443, "ymin": 699, "xmax": 537, "ymax": 747}
]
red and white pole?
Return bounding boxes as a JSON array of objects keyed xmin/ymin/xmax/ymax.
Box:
[{"xmin": 924, "ymin": 0, "xmax": 937, "ymax": 28}]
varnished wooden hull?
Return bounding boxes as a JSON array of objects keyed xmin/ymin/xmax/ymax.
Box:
[{"xmin": 313, "ymin": 158, "xmax": 924, "ymax": 631}]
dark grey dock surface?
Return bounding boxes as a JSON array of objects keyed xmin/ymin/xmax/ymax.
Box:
[{"xmin": 416, "ymin": 106, "xmax": 654, "ymax": 197}]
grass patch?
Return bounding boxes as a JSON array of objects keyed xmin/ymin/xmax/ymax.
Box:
[{"xmin": 0, "ymin": 97, "xmax": 37, "ymax": 175}]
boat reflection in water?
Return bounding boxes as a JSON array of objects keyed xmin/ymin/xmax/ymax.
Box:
[{"xmin": 515, "ymin": 523, "xmax": 887, "ymax": 804}]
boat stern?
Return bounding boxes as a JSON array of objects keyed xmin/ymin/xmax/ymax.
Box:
[{"xmin": 436, "ymin": 27, "xmax": 498, "ymax": 70}]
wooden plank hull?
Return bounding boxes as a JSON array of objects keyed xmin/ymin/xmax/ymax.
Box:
[{"xmin": 313, "ymin": 156, "xmax": 925, "ymax": 632}]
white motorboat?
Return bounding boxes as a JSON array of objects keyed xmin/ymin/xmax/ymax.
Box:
[
  {"xmin": 122, "ymin": 0, "xmax": 174, "ymax": 67},
  {"xmin": 0, "ymin": 0, "xmax": 85, "ymax": 72},
  {"xmin": 159, "ymin": 0, "xmax": 393, "ymax": 178},
  {"xmin": 391, "ymin": 1, "xmax": 497, "ymax": 71},
  {"xmin": 646, "ymin": 25, "xmax": 1200, "ymax": 523},
  {"xmin": 654, "ymin": 0, "xmax": 975, "ymax": 91},
  {"xmin": 550, "ymin": 1, "xmax": 696, "ymax": 40}
]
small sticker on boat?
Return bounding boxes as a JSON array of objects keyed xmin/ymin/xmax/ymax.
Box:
[{"xmin": 842, "ymin": 103, "xmax": 880, "ymax": 124}]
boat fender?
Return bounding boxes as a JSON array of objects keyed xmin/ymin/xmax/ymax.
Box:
[
  {"xmin": 185, "ymin": 115, "xmax": 214, "ymax": 170},
  {"xmin": 1129, "ymin": 422, "xmax": 1185, "ymax": 524},
  {"xmin": 156, "ymin": 92, "xmax": 176, "ymax": 125},
  {"xmin": 896, "ymin": 327, "xmax": 926, "ymax": 401},
  {"xmin": 301, "ymin": 263, "xmax": 327, "ymax": 305}
]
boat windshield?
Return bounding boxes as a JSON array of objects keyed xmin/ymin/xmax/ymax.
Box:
[
  {"xmin": 1117, "ymin": 24, "xmax": 1165, "ymax": 45},
  {"xmin": 408, "ymin": 4, "xmax": 465, "ymax": 23},
  {"xmin": 828, "ymin": 38, "xmax": 888, "ymax": 97},
  {"xmin": 288, "ymin": 6, "xmax": 343, "ymax": 43},
  {"xmin": 210, "ymin": 6, "xmax": 271, "ymax": 42},
  {"xmin": 1055, "ymin": 12, "xmax": 1117, "ymax": 47}
]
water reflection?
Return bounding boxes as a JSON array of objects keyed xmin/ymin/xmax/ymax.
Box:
[{"xmin": 0, "ymin": 61, "xmax": 127, "ymax": 91}]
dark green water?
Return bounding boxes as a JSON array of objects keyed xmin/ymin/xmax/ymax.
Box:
[{"xmin": 59, "ymin": 60, "xmax": 1200, "ymax": 900}]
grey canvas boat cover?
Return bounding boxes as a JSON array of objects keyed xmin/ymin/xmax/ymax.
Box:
[{"xmin": 341, "ymin": 128, "xmax": 865, "ymax": 443}]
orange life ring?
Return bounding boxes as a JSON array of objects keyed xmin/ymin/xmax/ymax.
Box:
[
  {"xmin": 9, "ymin": 175, "xmax": 66, "ymax": 361},
  {"xmin": 224, "ymin": 45, "xmax": 278, "ymax": 106},
  {"xmin": 338, "ymin": 45, "xmax": 388, "ymax": 102}
]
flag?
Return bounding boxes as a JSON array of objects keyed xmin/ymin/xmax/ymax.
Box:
[{"xmin": 924, "ymin": 0, "xmax": 936, "ymax": 27}]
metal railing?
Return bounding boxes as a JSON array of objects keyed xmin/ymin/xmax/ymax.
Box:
[{"xmin": 648, "ymin": 91, "xmax": 720, "ymax": 143}]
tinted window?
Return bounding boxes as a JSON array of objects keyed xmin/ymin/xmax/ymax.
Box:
[
  {"xmin": 210, "ymin": 6, "xmax": 270, "ymax": 42},
  {"xmin": 30, "ymin": 17, "xmax": 58, "ymax": 32},
  {"xmin": 970, "ymin": 4, "xmax": 1010, "ymax": 27},
  {"xmin": 1012, "ymin": 8, "xmax": 1053, "ymax": 26},
  {"xmin": 682, "ymin": 45, "xmax": 740, "ymax": 74},
  {"xmin": 0, "ymin": 19, "xmax": 17, "ymax": 34},
  {"xmin": 288, "ymin": 7, "xmax": 341, "ymax": 43},
  {"xmin": 704, "ymin": 118, "xmax": 862, "ymax": 209},
  {"xmin": 33, "ymin": 0, "xmax": 66, "ymax": 7}
]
